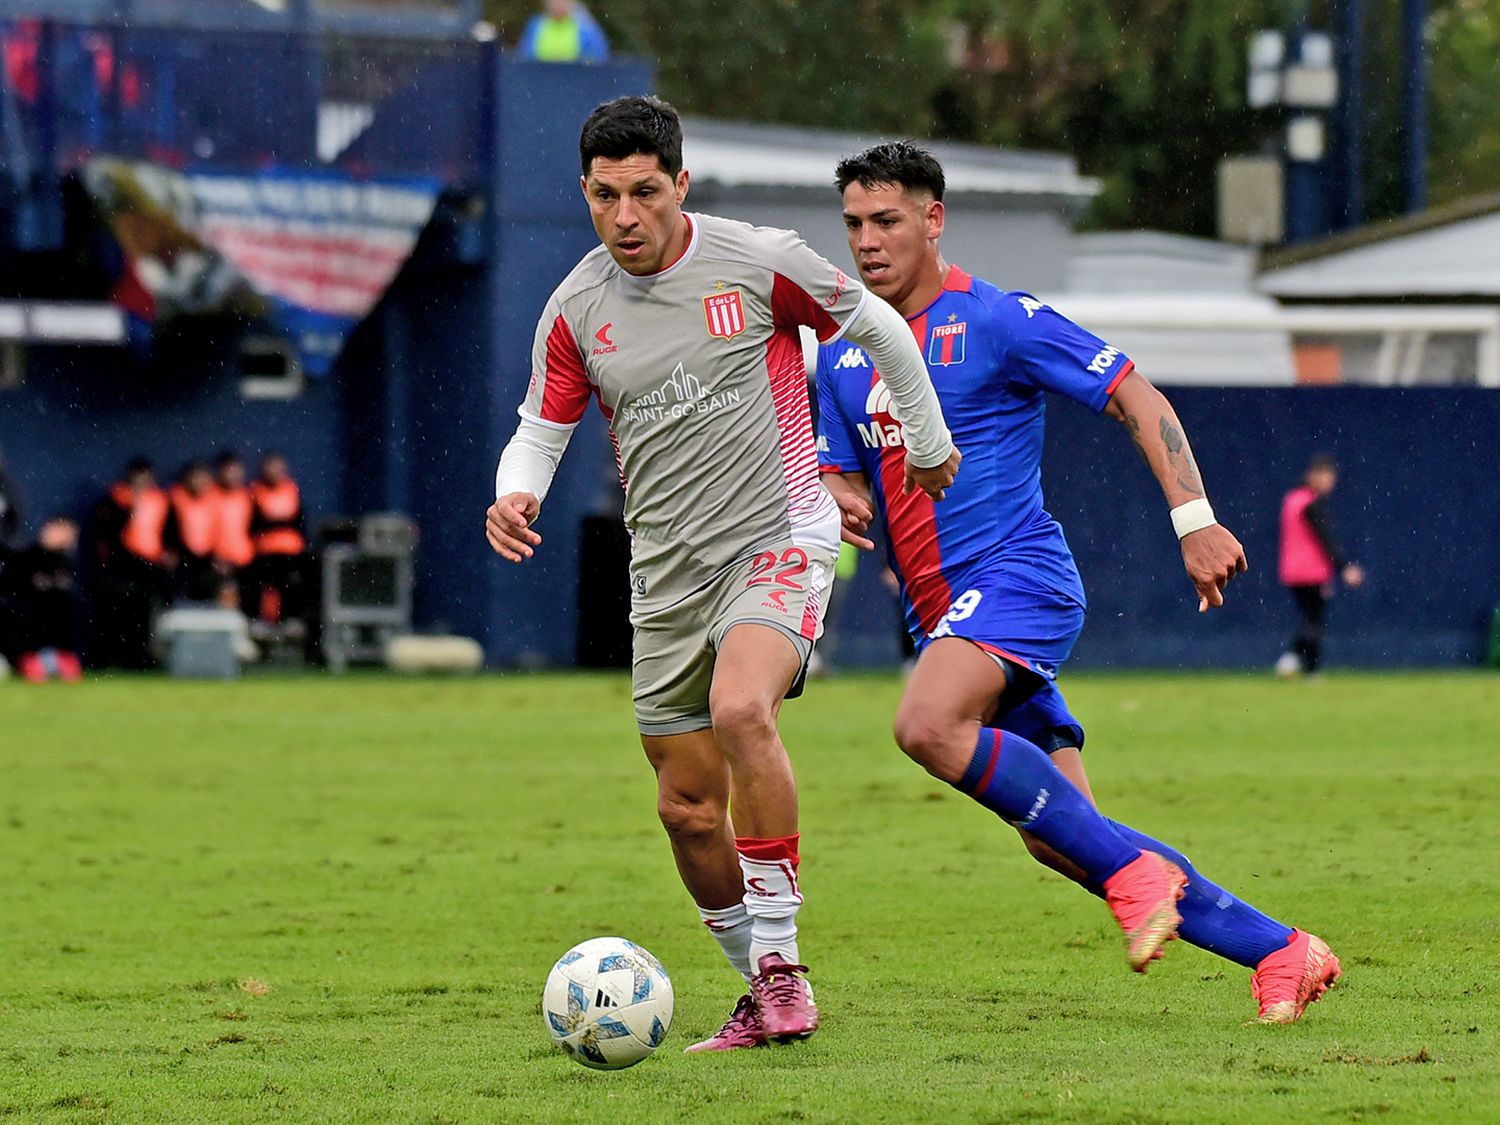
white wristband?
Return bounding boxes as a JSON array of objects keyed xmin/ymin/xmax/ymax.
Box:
[{"xmin": 1170, "ymin": 498, "xmax": 1217, "ymax": 539}]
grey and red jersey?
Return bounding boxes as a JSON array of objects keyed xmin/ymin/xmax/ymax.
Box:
[{"xmin": 521, "ymin": 212, "xmax": 867, "ymax": 587}]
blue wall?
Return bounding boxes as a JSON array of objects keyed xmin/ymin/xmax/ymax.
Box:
[{"xmin": 832, "ymin": 386, "xmax": 1500, "ymax": 670}]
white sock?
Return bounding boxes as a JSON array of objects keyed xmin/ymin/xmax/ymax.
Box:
[
  {"xmin": 698, "ymin": 901, "xmax": 754, "ymax": 982},
  {"xmin": 738, "ymin": 852, "xmax": 803, "ymax": 969}
]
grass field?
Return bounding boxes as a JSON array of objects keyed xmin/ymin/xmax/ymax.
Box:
[{"xmin": 3, "ymin": 671, "xmax": 1498, "ymax": 1123}]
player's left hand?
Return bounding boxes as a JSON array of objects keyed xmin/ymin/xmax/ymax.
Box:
[{"xmin": 1181, "ymin": 523, "xmax": 1247, "ymax": 612}]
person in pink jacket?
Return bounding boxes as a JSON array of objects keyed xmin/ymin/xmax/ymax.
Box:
[{"xmin": 1276, "ymin": 456, "xmax": 1364, "ymax": 676}]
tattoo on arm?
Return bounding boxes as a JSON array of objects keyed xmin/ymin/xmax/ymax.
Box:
[
  {"xmin": 1158, "ymin": 416, "xmax": 1204, "ymax": 497},
  {"xmin": 1123, "ymin": 413, "xmax": 1150, "ymax": 465}
]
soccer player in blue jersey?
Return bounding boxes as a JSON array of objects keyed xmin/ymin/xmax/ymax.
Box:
[{"xmin": 815, "ymin": 142, "xmax": 1340, "ymax": 1022}]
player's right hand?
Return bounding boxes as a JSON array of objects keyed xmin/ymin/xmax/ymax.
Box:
[
  {"xmin": 905, "ymin": 445, "xmax": 962, "ymax": 501},
  {"xmin": 1181, "ymin": 523, "xmax": 1247, "ymax": 612},
  {"xmin": 486, "ymin": 492, "xmax": 542, "ymax": 563}
]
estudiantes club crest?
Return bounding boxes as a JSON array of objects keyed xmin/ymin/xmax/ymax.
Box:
[{"xmin": 703, "ymin": 289, "xmax": 746, "ymax": 340}]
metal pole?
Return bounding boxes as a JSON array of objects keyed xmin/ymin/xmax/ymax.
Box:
[
  {"xmin": 1403, "ymin": 0, "xmax": 1428, "ymax": 213},
  {"xmin": 1332, "ymin": 0, "xmax": 1364, "ymax": 230}
]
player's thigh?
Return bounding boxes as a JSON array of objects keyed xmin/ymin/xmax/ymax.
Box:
[
  {"xmin": 706, "ymin": 542, "xmax": 837, "ymax": 718},
  {"xmin": 631, "ymin": 599, "xmax": 717, "ymax": 739},
  {"xmin": 710, "ymin": 622, "xmax": 803, "ymax": 720}
]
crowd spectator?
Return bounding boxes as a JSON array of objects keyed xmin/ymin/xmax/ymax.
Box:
[
  {"xmin": 0, "ymin": 443, "xmax": 24, "ymax": 553},
  {"xmin": 516, "ymin": 0, "xmax": 610, "ymax": 63},
  {"xmin": 12, "ymin": 448, "xmax": 317, "ymax": 671},
  {"xmin": 1, "ymin": 515, "xmax": 83, "ymax": 683},
  {"xmin": 166, "ymin": 460, "xmax": 222, "ymax": 603},
  {"xmin": 249, "ymin": 452, "xmax": 309, "ymax": 628},
  {"xmin": 211, "ymin": 450, "xmax": 256, "ymax": 609},
  {"xmin": 1276, "ymin": 455, "xmax": 1365, "ymax": 677},
  {"xmin": 91, "ymin": 456, "xmax": 173, "ymax": 669}
]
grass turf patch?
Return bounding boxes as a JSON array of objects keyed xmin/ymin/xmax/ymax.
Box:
[{"xmin": 2, "ymin": 671, "xmax": 1497, "ymax": 1122}]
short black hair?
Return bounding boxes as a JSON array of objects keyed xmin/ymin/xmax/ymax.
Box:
[
  {"xmin": 579, "ymin": 95, "xmax": 683, "ymax": 178},
  {"xmin": 214, "ymin": 449, "xmax": 243, "ymax": 470},
  {"xmin": 125, "ymin": 455, "xmax": 154, "ymax": 476},
  {"xmin": 834, "ymin": 141, "xmax": 946, "ymax": 201}
]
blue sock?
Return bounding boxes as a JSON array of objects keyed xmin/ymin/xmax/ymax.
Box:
[
  {"xmin": 1101, "ymin": 819, "xmax": 1295, "ymax": 968},
  {"xmin": 956, "ymin": 729, "xmax": 1139, "ymax": 883}
]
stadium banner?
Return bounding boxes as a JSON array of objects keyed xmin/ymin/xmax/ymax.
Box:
[{"xmin": 82, "ymin": 159, "xmax": 440, "ymax": 375}]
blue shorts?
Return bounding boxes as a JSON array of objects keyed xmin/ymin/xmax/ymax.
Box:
[{"xmin": 916, "ymin": 569, "xmax": 1087, "ymax": 752}]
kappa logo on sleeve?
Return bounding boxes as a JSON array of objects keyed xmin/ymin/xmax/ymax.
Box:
[{"xmin": 833, "ymin": 346, "xmax": 868, "ymax": 370}]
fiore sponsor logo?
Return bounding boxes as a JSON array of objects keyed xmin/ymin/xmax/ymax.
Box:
[
  {"xmin": 833, "ymin": 346, "xmax": 868, "ymax": 370},
  {"xmin": 857, "ymin": 377, "xmax": 905, "ymax": 449},
  {"xmin": 619, "ymin": 362, "xmax": 743, "ymax": 424},
  {"xmin": 1087, "ymin": 345, "xmax": 1121, "ymax": 375},
  {"xmin": 703, "ymin": 289, "xmax": 746, "ymax": 339},
  {"xmin": 928, "ymin": 320, "xmax": 967, "ymax": 366},
  {"xmin": 822, "ymin": 268, "xmax": 849, "ymax": 309},
  {"xmin": 591, "ymin": 323, "xmax": 618, "ymax": 356}
]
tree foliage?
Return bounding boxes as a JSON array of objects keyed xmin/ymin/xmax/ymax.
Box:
[
  {"xmin": 1426, "ymin": 0, "xmax": 1500, "ymax": 205},
  {"xmin": 482, "ymin": 0, "xmax": 1499, "ymax": 234}
]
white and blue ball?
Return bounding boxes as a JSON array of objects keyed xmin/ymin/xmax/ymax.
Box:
[{"xmin": 542, "ymin": 937, "xmax": 673, "ymax": 1069}]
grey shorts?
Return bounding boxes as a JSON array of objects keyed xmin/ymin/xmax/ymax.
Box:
[{"xmin": 631, "ymin": 542, "xmax": 836, "ymax": 736}]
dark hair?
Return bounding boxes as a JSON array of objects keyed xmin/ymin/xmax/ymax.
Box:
[
  {"xmin": 126, "ymin": 455, "xmax": 154, "ymax": 476},
  {"xmin": 835, "ymin": 141, "xmax": 946, "ymax": 201},
  {"xmin": 214, "ymin": 449, "xmax": 243, "ymax": 470},
  {"xmin": 579, "ymin": 95, "xmax": 683, "ymax": 177}
]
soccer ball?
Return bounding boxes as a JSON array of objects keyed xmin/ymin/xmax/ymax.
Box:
[{"xmin": 542, "ymin": 937, "xmax": 674, "ymax": 1069}]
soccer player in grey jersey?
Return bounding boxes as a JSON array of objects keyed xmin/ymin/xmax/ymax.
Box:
[{"xmin": 485, "ymin": 96, "xmax": 961, "ymax": 1051}]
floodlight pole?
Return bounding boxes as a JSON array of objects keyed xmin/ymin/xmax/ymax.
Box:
[
  {"xmin": 1403, "ymin": 0, "xmax": 1428, "ymax": 213},
  {"xmin": 1330, "ymin": 0, "xmax": 1364, "ymax": 230}
]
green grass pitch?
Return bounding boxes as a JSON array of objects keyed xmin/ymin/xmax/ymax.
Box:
[{"xmin": 3, "ymin": 671, "xmax": 1498, "ymax": 1123}]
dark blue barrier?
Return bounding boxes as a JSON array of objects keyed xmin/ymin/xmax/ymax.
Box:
[{"xmin": 833, "ymin": 387, "xmax": 1500, "ymax": 670}]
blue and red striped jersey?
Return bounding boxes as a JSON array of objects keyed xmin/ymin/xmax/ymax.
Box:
[{"xmin": 816, "ymin": 265, "xmax": 1134, "ymax": 639}]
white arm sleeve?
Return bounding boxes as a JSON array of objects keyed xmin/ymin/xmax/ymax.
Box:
[
  {"xmin": 840, "ymin": 296, "xmax": 953, "ymax": 468},
  {"xmin": 494, "ymin": 411, "xmax": 575, "ymax": 504}
]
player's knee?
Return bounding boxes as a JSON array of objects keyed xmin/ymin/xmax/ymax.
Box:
[
  {"xmin": 656, "ymin": 790, "xmax": 725, "ymax": 843},
  {"xmin": 892, "ymin": 706, "xmax": 966, "ymax": 784},
  {"xmin": 709, "ymin": 689, "xmax": 776, "ymax": 753}
]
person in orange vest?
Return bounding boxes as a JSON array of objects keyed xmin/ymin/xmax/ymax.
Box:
[
  {"xmin": 211, "ymin": 451, "xmax": 256, "ymax": 609},
  {"xmin": 91, "ymin": 456, "xmax": 173, "ymax": 668},
  {"xmin": 167, "ymin": 460, "xmax": 223, "ymax": 603},
  {"xmin": 1276, "ymin": 456, "xmax": 1365, "ymax": 677},
  {"xmin": 250, "ymin": 452, "xmax": 308, "ymax": 625}
]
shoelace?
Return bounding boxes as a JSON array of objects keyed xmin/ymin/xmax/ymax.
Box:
[
  {"xmin": 753, "ymin": 964, "xmax": 810, "ymax": 1005},
  {"xmin": 723, "ymin": 995, "xmax": 758, "ymax": 1030},
  {"xmin": 1251, "ymin": 955, "xmax": 1302, "ymax": 1000}
]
